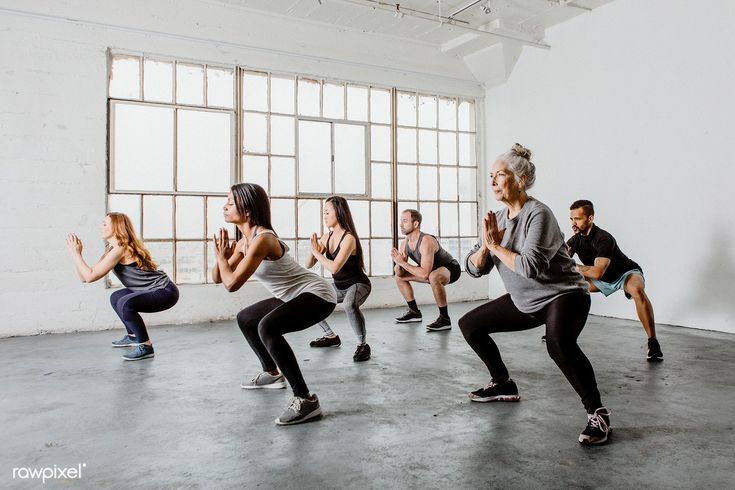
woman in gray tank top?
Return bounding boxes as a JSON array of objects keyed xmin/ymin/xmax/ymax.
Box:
[
  {"xmin": 66, "ymin": 213, "xmax": 179, "ymax": 361},
  {"xmin": 212, "ymin": 183, "xmax": 336, "ymax": 426}
]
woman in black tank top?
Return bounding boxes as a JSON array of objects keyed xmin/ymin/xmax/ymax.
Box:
[
  {"xmin": 66, "ymin": 213, "xmax": 179, "ymax": 361},
  {"xmin": 306, "ymin": 196, "xmax": 372, "ymax": 362}
]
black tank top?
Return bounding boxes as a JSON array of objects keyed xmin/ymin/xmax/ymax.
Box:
[
  {"xmin": 404, "ymin": 232, "xmax": 458, "ymax": 271},
  {"xmin": 326, "ymin": 231, "xmax": 370, "ymax": 290}
]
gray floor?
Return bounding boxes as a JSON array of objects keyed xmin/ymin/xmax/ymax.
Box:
[{"xmin": 2, "ymin": 301, "xmax": 734, "ymax": 489}]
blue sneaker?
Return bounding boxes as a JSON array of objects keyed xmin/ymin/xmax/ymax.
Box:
[
  {"xmin": 111, "ymin": 335, "xmax": 141, "ymax": 348},
  {"xmin": 122, "ymin": 344, "xmax": 155, "ymax": 361}
]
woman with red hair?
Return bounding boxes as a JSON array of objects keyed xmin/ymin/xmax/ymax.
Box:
[{"xmin": 66, "ymin": 212, "xmax": 179, "ymax": 361}]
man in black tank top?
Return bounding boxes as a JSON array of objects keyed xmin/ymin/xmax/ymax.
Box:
[
  {"xmin": 391, "ymin": 209, "xmax": 461, "ymax": 331},
  {"xmin": 568, "ymin": 200, "xmax": 663, "ymax": 362}
]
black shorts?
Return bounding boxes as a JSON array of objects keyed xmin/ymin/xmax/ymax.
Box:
[{"xmin": 437, "ymin": 261, "xmax": 461, "ymax": 284}]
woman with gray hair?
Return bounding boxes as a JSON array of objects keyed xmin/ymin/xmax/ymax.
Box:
[{"xmin": 460, "ymin": 143, "xmax": 612, "ymax": 445}]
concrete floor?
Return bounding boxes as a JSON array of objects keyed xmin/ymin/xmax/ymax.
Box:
[{"xmin": 2, "ymin": 301, "xmax": 734, "ymax": 489}]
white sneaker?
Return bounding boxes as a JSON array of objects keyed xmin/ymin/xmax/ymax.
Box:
[{"xmin": 240, "ymin": 371, "xmax": 287, "ymax": 390}]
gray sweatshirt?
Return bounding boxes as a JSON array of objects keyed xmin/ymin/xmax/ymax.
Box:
[{"xmin": 464, "ymin": 197, "xmax": 588, "ymax": 313}]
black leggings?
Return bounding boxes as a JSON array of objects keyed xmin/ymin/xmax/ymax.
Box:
[
  {"xmin": 459, "ymin": 292, "xmax": 602, "ymax": 412},
  {"xmin": 236, "ymin": 293, "xmax": 336, "ymax": 397}
]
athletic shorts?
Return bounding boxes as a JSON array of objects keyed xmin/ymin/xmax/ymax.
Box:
[
  {"xmin": 437, "ymin": 261, "xmax": 462, "ymax": 285},
  {"xmin": 591, "ymin": 269, "xmax": 643, "ymax": 299}
]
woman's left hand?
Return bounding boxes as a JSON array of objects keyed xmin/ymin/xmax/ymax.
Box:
[
  {"xmin": 213, "ymin": 233, "xmax": 228, "ymax": 260},
  {"xmin": 310, "ymin": 233, "xmax": 325, "ymax": 256},
  {"xmin": 483, "ymin": 212, "xmax": 505, "ymax": 251}
]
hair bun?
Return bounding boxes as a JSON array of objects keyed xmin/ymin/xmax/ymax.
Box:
[{"xmin": 512, "ymin": 143, "xmax": 532, "ymax": 161}]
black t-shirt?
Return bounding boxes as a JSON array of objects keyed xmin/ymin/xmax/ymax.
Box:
[{"xmin": 567, "ymin": 224, "xmax": 642, "ymax": 283}]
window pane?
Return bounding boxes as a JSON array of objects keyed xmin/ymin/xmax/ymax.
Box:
[
  {"xmin": 370, "ymin": 239, "xmax": 393, "ymax": 276},
  {"xmin": 458, "ymin": 100, "xmax": 475, "ymax": 131},
  {"xmin": 282, "ymin": 240, "xmax": 296, "ymax": 259},
  {"xmin": 176, "ymin": 196, "xmax": 204, "ymax": 239},
  {"xmin": 346, "ymin": 85, "xmax": 368, "ymax": 122},
  {"xmin": 143, "ymin": 59, "xmax": 172, "ymax": 103},
  {"xmin": 460, "ymin": 202, "xmax": 478, "ymax": 236},
  {"xmin": 347, "ymin": 200, "xmax": 369, "ymax": 238},
  {"xmin": 418, "ymin": 130, "xmax": 437, "ymax": 164},
  {"xmin": 419, "ymin": 201, "xmax": 438, "ymax": 236},
  {"xmin": 442, "ymin": 237, "xmax": 460, "ymax": 265},
  {"xmin": 243, "ymin": 72, "xmax": 268, "ymax": 112},
  {"xmin": 418, "ymin": 95, "xmax": 437, "ymax": 128},
  {"xmin": 397, "ymin": 201, "xmax": 417, "ymax": 227},
  {"xmin": 177, "ymin": 110, "xmax": 232, "ymax": 193},
  {"xmin": 370, "ymin": 88, "xmax": 391, "ymax": 124},
  {"xmin": 242, "ymin": 155, "xmax": 269, "ymax": 191},
  {"xmin": 458, "ymin": 167, "xmax": 477, "ymax": 201},
  {"xmin": 439, "ymin": 132, "xmax": 457, "ymax": 166},
  {"xmin": 371, "ymin": 163, "xmax": 391, "ymax": 200},
  {"xmin": 438, "ymin": 98, "xmax": 457, "ymax": 130},
  {"xmin": 145, "ymin": 242, "xmax": 174, "ymax": 279},
  {"xmin": 271, "ymin": 115, "xmax": 295, "ymax": 156},
  {"xmin": 458, "ymin": 133, "xmax": 476, "ymax": 166},
  {"xmin": 143, "ymin": 195, "xmax": 173, "ymax": 239},
  {"xmin": 176, "ymin": 63, "xmax": 204, "ymax": 105},
  {"xmin": 460, "ymin": 238, "xmax": 477, "ymax": 270},
  {"xmin": 397, "ymin": 128, "xmax": 417, "ymax": 163},
  {"xmin": 370, "ymin": 125, "xmax": 391, "ymax": 162},
  {"xmin": 108, "ymin": 194, "xmax": 141, "ymax": 236},
  {"xmin": 109, "ymin": 56, "xmax": 140, "ymax": 99},
  {"xmin": 113, "ymin": 104, "xmax": 173, "ymax": 192},
  {"xmin": 297, "ymin": 239, "xmax": 312, "ymax": 265},
  {"xmin": 207, "ymin": 67, "xmax": 233, "ymax": 108},
  {"xmin": 323, "ymin": 83, "xmax": 345, "ymax": 119},
  {"xmin": 439, "ymin": 167, "xmax": 458, "ymax": 201},
  {"xmin": 360, "ymin": 240, "xmax": 370, "ymax": 276},
  {"xmin": 271, "ymin": 199, "xmax": 295, "ymax": 238},
  {"xmin": 371, "ymin": 201, "xmax": 392, "ymax": 237},
  {"xmin": 243, "ymin": 112, "xmax": 268, "ymax": 154},
  {"xmin": 334, "ymin": 124, "xmax": 366, "ymax": 195},
  {"xmin": 298, "ymin": 120, "xmax": 331, "ymax": 193},
  {"xmin": 397, "ymin": 92, "xmax": 416, "ymax": 126},
  {"xmin": 176, "ymin": 241, "xmax": 205, "ymax": 284},
  {"xmin": 206, "ymin": 240, "xmax": 217, "ymax": 283},
  {"xmin": 297, "ymin": 199, "xmax": 321, "ymax": 238},
  {"xmin": 206, "ymin": 196, "xmax": 235, "ymax": 238},
  {"xmin": 271, "ymin": 76, "xmax": 295, "ymax": 114},
  {"xmin": 418, "ymin": 166, "xmax": 438, "ymax": 200},
  {"xmin": 271, "ymin": 157, "xmax": 295, "ymax": 196},
  {"xmin": 440, "ymin": 202, "xmax": 459, "ymax": 236},
  {"xmin": 298, "ymin": 79, "xmax": 320, "ymax": 117},
  {"xmin": 397, "ymin": 164, "xmax": 417, "ymax": 200}
]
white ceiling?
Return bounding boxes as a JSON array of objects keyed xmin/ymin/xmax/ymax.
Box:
[{"xmin": 211, "ymin": 0, "xmax": 615, "ymax": 56}]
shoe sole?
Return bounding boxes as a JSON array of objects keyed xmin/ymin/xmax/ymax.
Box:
[
  {"xmin": 241, "ymin": 382, "xmax": 287, "ymax": 390},
  {"xmin": 274, "ymin": 408, "xmax": 323, "ymax": 426},
  {"xmin": 468, "ymin": 394, "xmax": 521, "ymax": 403},
  {"xmin": 353, "ymin": 356, "xmax": 371, "ymax": 362},
  {"xmin": 426, "ymin": 325, "xmax": 451, "ymax": 332},
  {"xmin": 395, "ymin": 318, "xmax": 422, "ymax": 323},
  {"xmin": 646, "ymin": 356, "xmax": 664, "ymax": 362},
  {"xmin": 309, "ymin": 344, "xmax": 341, "ymax": 348},
  {"xmin": 122, "ymin": 353, "xmax": 154, "ymax": 361},
  {"xmin": 112, "ymin": 343, "xmax": 142, "ymax": 348},
  {"xmin": 579, "ymin": 428, "xmax": 613, "ymax": 445}
]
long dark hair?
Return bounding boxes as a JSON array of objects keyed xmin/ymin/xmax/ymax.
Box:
[
  {"xmin": 231, "ymin": 183, "xmax": 274, "ymax": 231},
  {"xmin": 326, "ymin": 196, "xmax": 365, "ymax": 272}
]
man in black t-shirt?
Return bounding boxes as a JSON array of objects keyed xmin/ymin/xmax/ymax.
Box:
[{"xmin": 567, "ymin": 200, "xmax": 663, "ymax": 362}]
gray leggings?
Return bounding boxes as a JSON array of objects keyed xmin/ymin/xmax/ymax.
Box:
[{"xmin": 318, "ymin": 282, "xmax": 371, "ymax": 344}]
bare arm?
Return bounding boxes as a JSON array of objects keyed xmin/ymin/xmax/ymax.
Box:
[
  {"xmin": 66, "ymin": 234, "xmax": 124, "ymax": 283},
  {"xmin": 392, "ymin": 237, "xmax": 436, "ymax": 281},
  {"xmin": 311, "ymin": 233, "xmax": 356, "ymax": 274},
  {"xmin": 305, "ymin": 232, "xmax": 328, "ymax": 269},
  {"xmin": 214, "ymin": 233, "xmax": 275, "ymax": 292},
  {"xmin": 211, "ymin": 229, "xmax": 244, "ymax": 284},
  {"xmin": 576, "ymin": 257, "xmax": 610, "ymax": 280}
]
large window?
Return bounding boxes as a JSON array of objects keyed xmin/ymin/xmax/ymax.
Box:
[{"xmin": 107, "ymin": 53, "xmax": 477, "ymax": 285}]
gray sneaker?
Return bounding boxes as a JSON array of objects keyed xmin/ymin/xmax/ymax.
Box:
[
  {"xmin": 275, "ymin": 394, "xmax": 322, "ymax": 426},
  {"xmin": 111, "ymin": 334, "xmax": 142, "ymax": 348},
  {"xmin": 240, "ymin": 372, "xmax": 287, "ymax": 390}
]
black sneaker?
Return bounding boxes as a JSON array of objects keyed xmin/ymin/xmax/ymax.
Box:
[
  {"xmin": 353, "ymin": 343, "xmax": 371, "ymax": 362},
  {"xmin": 426, "ymin": 316, "xmax": 451, "ymax": 332},
  {"xmin": 579, "ymin": 407, "xmax": 612, "ymax": 445},
  {"xmin": 395, "ymin": 309, "xmax": 422, "ymax": 323},
  {"xmin": 468, "ymin": 379, "xmax": 521, "ymax": 402},
  {"xmin": 309, "ymin": 335, "xmax": 341, "ymax": 348},
  {"xmin": 647, "ymin": 338, "xmax": 663, "ymax": 362}
]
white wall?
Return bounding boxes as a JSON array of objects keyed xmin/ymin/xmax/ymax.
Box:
[
  {"xmin": 0, "ymin": 1, "xmax": 488, "ymax": 337},
  {"xmin": 484, "ymin": 0, "xmax": 735, "ymax": 333}
]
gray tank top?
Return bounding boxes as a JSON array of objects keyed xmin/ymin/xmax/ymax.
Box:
[
  {"xmin": 248, "ymin": 229, "xmax": 337, "ymax": 304},
  {"xmin": 405, "ymin": 232, "xmax": 458, "ymax": 271},
  {"xmin": 112, "ymin": 262, "xmax": 171, "ymax": 291}
]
